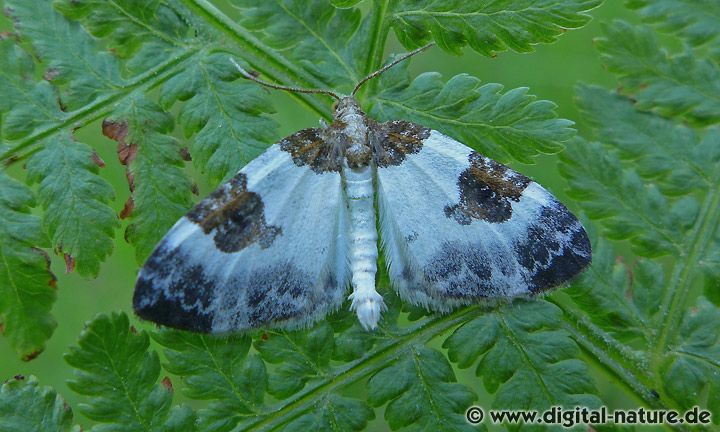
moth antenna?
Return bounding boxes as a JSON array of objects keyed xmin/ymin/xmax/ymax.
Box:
[
  {"xmin": 229, "ymin": 58, "xmax": 341, "ymax": 101},
  {"xmin": 352, "ymin": 43, "xmax": 435, "ymax": 96}
]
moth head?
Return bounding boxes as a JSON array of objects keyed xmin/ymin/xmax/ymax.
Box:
[{"xmin": 332, "ymin": 96, "xmax": 362, "ymax": 118}]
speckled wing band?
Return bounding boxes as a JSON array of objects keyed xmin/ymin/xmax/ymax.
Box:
[
  {"xmin": 376, "ymin": 129, "xmax": 591, "ymax": 311},
  {"xmin": 133, "ymin": 140, "xmax": 350, "ymax": 332}
]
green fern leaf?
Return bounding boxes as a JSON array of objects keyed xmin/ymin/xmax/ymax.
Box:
[
  {"xmin": 3, "ymin": 1, "xmax": 122, "ymax": 277},
  {"xmin": 368, "ymin": 345, "xmax": 476, "ymax": 431},
  {"xmin": 154, "ymin": 323, "xmax": 378, "ymax": 431},
  {"xmin": 53, "ymin": 0, "xmax": 199, "ymax": 78},
  {"xmin": 445, "ymin": 302, "xmax": 600, "ymax": 417},
  {"xmin": 0, "ymin": 0, "xmax": 201, "ymax": 166},
  {"xmin": 0, "ymin": 375, "xmax": 75, "ymax": 432},
  {"xmin": 26, "ymin": 132, "xmax": 119, "ymax": 276},
  {"xmin": 388, "ymin": 0, "xmax": 602, "ymax": 55},
  {"xmin": 6, "ymin": 0, "xmax": 124, "ymax": 110},
  {"xmin": 702, "ymin": 209, "xmax": 720, "ymax": 304},
  {"xmin": 575, "ymin": 84, "xmax": 711, "ymax": 196},
  {"xmin": 565, "ymin": 232, "xmax": 661, "ymax": 341},
  {"xmin": 0, "ymin": 39, "xmax": 65, "ymax": 140},
  {"xmin": 153, "ymin": 330, "xmax": 267, "ymax": 432},
  {"xmin": 328, "ymin": 308, "xmax": 379, "ymax": 362},
  {"xmin": 283, "ymin": 394, "xmax": 374, "ymax": 432},
  {"xmin": 102, "ymin": 93, "xmax": 194, "ymax": 262},
  {"xmin": 330, "ymin": 0, "xmax": 364, "ymax": 8},
  {"xmin": 233, "ymin": 0, "xmax": 370, "ymax": 91},
  {"xmin": 595, "ymin": 20, "xmax": 720, "ymax": 125},
  {"xmin": 371, "ymin": 66, "xmax": 575, "ymax": 164},
  {"xmin": 255, "ymin": 322, "xmax": 335, "ymax": 398},
  {"xmin": 556, "ymin": 9, "xmax": 720, "ymax": 417},
  {"xmin": 160, "ymin": 53, "xmax": 278, "ymax": 184},
  {"xmin": 661, "ymin": 297, "xmax": 720, "ymax": 418},
  {"xmin": 0, "ymin": 171, "xmax": 57, "ymax": 359},
  {"xmin": 559, "ymin": 138, "xmax": 686, "ymax": 257},
  {"xmin": 9, "ymin": 2, "xmax": 713, "ymax": 430},
  {"xmin": 626, "ymin": 0, "xmax": 720, "ymax": 48},
  {"xmin": 65, "ymin": 312, "xmax": 196, "ymax": 431},
  {"xmin": 53, "ymin": 0, "xmax": 190, "ymax": 60}
]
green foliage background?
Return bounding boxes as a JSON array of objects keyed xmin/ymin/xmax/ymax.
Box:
[{"xmin": 0, "ymin": 0, "xmax": 718, "ymax": 431}]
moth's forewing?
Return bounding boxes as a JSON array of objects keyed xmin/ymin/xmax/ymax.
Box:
[
  {"xmin": 133, "ymin": 133, "xmax": 349, "ymax": 332},
  {"xmin": 376, "ymin": 128, "xmax": 591, "ymax": 310}
]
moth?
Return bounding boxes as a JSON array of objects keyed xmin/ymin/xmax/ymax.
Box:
[{"xmin": 133, "ymin": 46, "xmax": 591, "ymax": 332}]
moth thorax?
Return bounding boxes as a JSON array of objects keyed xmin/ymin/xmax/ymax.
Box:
[
  {"xmin": 345, "ymin": 140, "xmax": 372, "ymax": 168},
  {"xmin": 335, "ymin": 98, "xmax": 372, "ymax": 168}
]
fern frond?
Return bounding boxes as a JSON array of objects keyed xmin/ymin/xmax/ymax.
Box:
[
  {"xmin": 65, "ymin": 312, "xmax": 197, "ymax": 431},
  {"xmin": 0, "ymin": 171, "xmax": 57, "ymax": 359},
  {"xmin": 388, "ymin": 0, "xmax": 602, "ymax": 55},
  {"xmin": 153, "ymin": 330, "xmax": 267, "ymax": 431},
  {"xmin": 5, "ymin": 2, "xmax": 717, "ymax": 431},
  {"xmin": 557, "ymin": 9, "xmax": 720, "ymax": 416},
  {"xmin": 576, "ymin": 85, "xmax": 711, "ymax": 195},
  {"xmin": 627, "ymin": 0, "xmax": 720, "ymax": 48},
  {"xmin": 6, "ymin": 0, "xmax": 123, "ymax": 110},
  {"xmin": 283, "ymin": 394, "xmax": 374, "ymax": 432},
  {"xmin": 160, "ymin": 53, "xmax": 278, "ymax": 184},
  {"xmin": 559, "ymin": 137, "xmax": 687, "ymax": 257},
  {"xmin": 369, "ymin": 345, "xmax": 476, "ymax": 431},
  {"xmin": 0, "ymin": 375, "xmax": 75, "ymax": 432},
  {"xmin": 102, "ymin": 94, "xmax": 194, "ymax": 262},
  {"xmin": 445, "ymin": 301, "xmax": 600, "ymax": 418},
  {"xmin": 233, "ymin": 0, "xmax": 370, "ymax": 92},
  {"xmin": 661, "ymin": 297, "xmax": 720, "ymax": 418},
  {"xmin": 0, "ymin": 39, "xmax": 64, "ymax": 140},
  {"xmin": 53, "ymin": 0, "xmax": 191, "ymax": 60},
  {"xmin": 372, "ymin": 66, "xmax": 575, "ymax": 164},
  {"xmin": 26, "ymin": 133, "xmax": 119, "ymax": 276},
  {"xmin": 596, "ymin": 20, "xmax": 720, "ymax": 125}
]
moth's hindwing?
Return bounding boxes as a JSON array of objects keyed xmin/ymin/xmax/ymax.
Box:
[
  {"xmin": 376, "ymin": 128, "xmax": 591, "ymax": 311},
  {"xmin": 133, "ymin": 132, "xmax": 349, "ymax": 332}
]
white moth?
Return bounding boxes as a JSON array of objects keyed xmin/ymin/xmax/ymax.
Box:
[{"xmin": 133, "ymin": 48, "xmax": 591, "ymax": 332}]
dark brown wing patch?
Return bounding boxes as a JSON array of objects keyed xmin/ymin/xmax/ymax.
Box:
[
  {"xmin": 445, "ymin": 152, "xmax": 531, "ymax": 224},
  {"xmin": 280, "ymin": 127, "xmax": 343, "ymax": 173},
  {"xmin": 373, "ymin": 120, "xmax": 430, "ymax": 167},
  {"xmin": 186, "ymin": 173, "xmax": 281, "ymax": 253}
]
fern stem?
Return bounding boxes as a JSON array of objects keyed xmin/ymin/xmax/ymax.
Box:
[
  {"xmin": 246, "ymin": 307, "xmax": 480, "ymax": 431},
  {"xmin": 553, "ymin": 298, "xmax": 664, "ymax": 407},
  {"xmin": 365, "ymin": 0, "xmax": 392, "ymax": 76},
  {"xmin": 180, "ymin": 0, "xmax": 332, "ymax": 118},
  {"xmin": 0, "ymin": 49, "xmax": 199, "ymax": 164},
  {"xmin": 654, "ymin": 187, "xmax": 720, "ymax": 360},
  {"xmin": 558, "ymin": 314, "xmax": 712, "ymax": 432}
]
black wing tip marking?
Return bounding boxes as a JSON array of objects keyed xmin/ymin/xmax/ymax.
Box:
[
  {"xmin": 517, "ymin": 203, "xmax": 592, "ymax": 294},
  {"xmin": 132, "ymin": 242, "xmax": 216, "ymax": 332},
  {"xmin": 133, "ymin": 276, "xmax": 214, "ymax": 332},
  {"xmin": 413, "ymin": 201, "xmax": 592, "ymax": 302},
  {"xmin": 527, "ymin": 226, "xmax": 592, "ymax": 294},
  {"xmin": 133, "ymin": 241, "xmax": 348, "ymax": 332}
]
